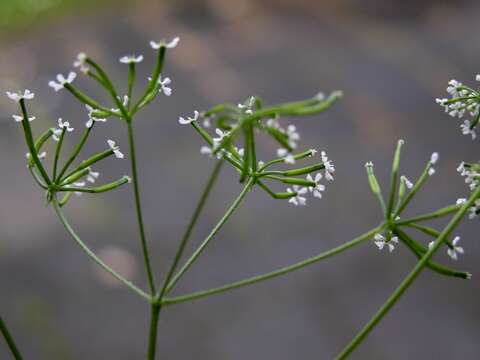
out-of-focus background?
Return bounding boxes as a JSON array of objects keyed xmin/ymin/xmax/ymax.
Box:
[{"xmin": 0, "ymin": 0, "xmax": 479, "ymax": 359}]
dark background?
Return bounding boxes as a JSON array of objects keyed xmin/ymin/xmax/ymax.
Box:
[{"xmin": 0, "ymin": 0, "xmax": 479, "ymax": 359}]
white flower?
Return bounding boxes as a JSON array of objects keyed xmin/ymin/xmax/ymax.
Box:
[
  {"xmin": 203, "ymin": 117, "xmax": 211, "ymax": 128},
  {"xmin": 52, "ymin": 118, "xmax": 74, "ymax": 141},
  {"xmin": 158, "ymin": 76, "xmax": 172, "ymax": 96},
  {"xmin": 287, "ymin": 185, "xmax": 308, "ymax": 206},
  {"xmin": 123, "ymin": 175, "xmax": 132, "ymax": 183},
  {"xmin": 430, "ymin": 152, "xmax": 439, "ymax": 164},
  {"xmin": 12, "ymin": 114, "xmax": 35, "ymax": 122},
  {"xmin": 456, "ymin": 198, "xmax": 467, "ymax": 205},
  {"xmin": 235, "ymin": 147, "xmax": 245, "ymax": 157},
  {"xmin": 321, "ymin": 151, "xmax": 335, "ymax": 181},
  {"xmin": 331, "ymin": 90, "xmax": 344, "ymax": 98},
  {"xmin": 48, "ymin": 72, "xmax": 77, "ymax": 92},
  {"xmin": 150, "ymin": 37, "xmax": 180, "ymax": 50},
  {"xmin": 73, "ymin": 52, "xmax": 89, "ymax": 73},
  {"xmin": 309, "ymin": 148, "xmax": 317, "ymax": 156},
  {"xmin": 212, "ymin": 128, "xmax": 229, "ymax": 145},
  {"xmin": 59, "ymin": 118, "xmax": 74, "ymax": 132},
  {"xmin": 200, "ymin": 145, "xmax": 224, "ymax": 159},
  {"xmin": 26, "ymin": 151, "xmax": 46, "ymax": 160},
  {"xmin": 476, "ymin": 75, "xmax": 480, "ymax": 82},
  {"xmin": 460, "ymin": 120, "xmax": 477, "ymax": 139},
  {"xmin": 119, "ymin": 55, "xmax": 144, "ymax": 64},
  {"xmin": 447, "ymin": 236, "xmax": 464, "ymax": 260},
  {"xmin": 277, "ymin": 148, "xmax": 295, "ymax": 164},
  {"xmin": 306, "ymin": 173, "xmax": 326, "ymax": 198},
  {"xmin": 6, "ymin": 89, "xmax": 34, "ymax": 102},
  {"xmin": 85, "ymin": 105, "xmax": 107, "ymax": 128},
  {"xmin": 200, "ymin": 146, "xmax": 213, "ymax": 156},
  {"xmin": 266, "ymin": 118, "xmax": 280, "ymax": 129},
  {"xmin": 238, "ymin": 97, "xmax": 255, "ymax": 115},
  {"xmin": 286, "ymin": 124, "xmax": 300, "ymax": 148},
  {"xmin": 86, "ymin": 169, "xmax": 100, "ymax": 183},
  {"xmin": 401, "ymin": 175, "xmax": 413, "ymax": 189},
  {"xmin": 428, "ymin": 167, "xmax": 436, "ymax": 176},
  {"xmin": 374, "ymin": 233, "xmax": 398, "ymax": 252},
  {"xmin": 179, "ymin": 110, "xmax": 199, "ymax": 125},
  {"xmin": 469, "ymin": 201, "xmax": 479, "ymax": 219},
  {"xmin": 107, "ymin": 139, "xmax": 124, "ymax": 159}
]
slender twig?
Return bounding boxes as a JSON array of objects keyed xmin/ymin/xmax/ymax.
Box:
[
  {"xmin": 52, "ymin": 129, "xmax": 66, "ymax": 181},
  {"xmin": 57, "ymin": 126, "xmax": 94, "ymax": 181},
  {"xmin": 52, "ymin": 199, "xmax": 150, "ymax": 301},
  {"xmin": 147, "ymin": 304, "xmax": 161, "ymax": 360},
  {"xmin": 336, "ymin": 186, "xmax": 480, "ymax": 360},
  {"xmin": 126, "ymin": 120, "xmax": 156, "ymax": 295},
  {"xmin": 0, "ymin": 315, "xmax": 23, "ymax": 360},
  {"xmin": 396, "ymin": 204, "xmax": 460, "ymax": 225},
  {"xmin": 165, "ymin": 177, "xmax": 255, "ymax": 294},
  {"xmin": 157, "ymin": 160, "xmax": 223, "ymax": 301},
  {"xmin": 163, "ymin": 224, "xmax": 383, "ymax": 305}
]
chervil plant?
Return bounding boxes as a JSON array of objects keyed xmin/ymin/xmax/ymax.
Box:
[{"xmin": 1, "ymin": 38, "xmax": 479, "ymax": 359}]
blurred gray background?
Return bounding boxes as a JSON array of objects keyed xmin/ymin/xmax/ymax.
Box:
[{"xmin": 0, "ymin": 0, "xmax": 479, "ymax": 359}]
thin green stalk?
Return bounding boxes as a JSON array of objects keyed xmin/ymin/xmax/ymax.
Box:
[
  {"xmin": 336, "ymin": 186, "xmax": 480, "ymax": 360},
  {"xmin": 393, "ymin": 162, "xmax": 431, "ymax": 218},
  {"xmin": 386, "ymin": 140, "xmax": 403, "ymax": 218},
  {"xmin": 19, "ymin": 100, "xmax": 50, "ymax": 184},
  {"xmin": 157, "ymin": 160, "xmax": 223, "ymax": 301},
  {"xmin": 52, "ymin": 199, "xmax": 150, "ymax": 301},
  {"xmin": 28, "ymin": 166, "xmax": 47, "ymax": 189},
  {"xmin": 0, "ymin": 315, "xmax": 23, "ymax": 360},
  {"xmin": 127, "ymin": 63, "xmax": 136, "ymax": 109},
  {"xmin": 126, "ymin": 120, "xmax": 156, "ymax": 295},
  {"xmin": 396, "ymin": 204, "xmax": 460, "ymax": 225},
  {"xmin": 52, "ymin": 129, "xmax": 66, "ymax": 181},
  {"xmin": 57, "ymin": 126, "xmax": 93, "ymax": 181},
  {"xmin": 165, "ymin": 177, "xmax": 255, "ymax": 294},
  {"xmin": 147, "ymin": 304, "xmax": 161, "ymax": 360},
  {"xmin": 163, "ymin": 225, "xmax": 383, "ymax": 305}
]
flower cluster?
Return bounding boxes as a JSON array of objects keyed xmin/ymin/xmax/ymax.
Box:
[
  {"xmin": 363, "ymin": 141, "xmax": 470, "ymax": 267},
  {"xmin": 436, "ymin": 76, "xmax": 480, "ymax": 139},
  {"xmin": 457, "ymin": 162, "xmax": 480, "ymax": 219},
  {"xmin": 177, "ymin": 92, "xmax": 343, "ymax": 207},
  {"xmin": 6, "ymin": 85, "xmax": 130, "ymax": 203}
]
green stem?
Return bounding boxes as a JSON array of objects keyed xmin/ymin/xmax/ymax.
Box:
[
  {"xmin": 396, "ymin": 204, "xmax": 460, "ymax": 225},
  {"xmin": 19, "ymin": 100, "xmax": 50, "ymax": 184},
  {"xmin": 126, "ymin": 120, "xmax": 156, "ymax": 295},
  {"xmin": 127, "ymin": 63, "xmax": 136, "ymax": 109},
  {"xmin": 0, "ymin": 315, "xmax": 23, "ymax": 360},
  {"xmin": 147, "ymin": 304, "xmax": 161, "ymax": 360},
  {"xmin": 163, "ymin": 225, "xmax": 382, "ymax": 305},
  {"xmin": 52, "ymin": 199, "xmax": 150, "ymax": 301},
  {"xmin": 386, "ymin": 140, "xmax": 403, "ymax": 218},
  {"xmin": 157, "ymin": 160, "xmax": 223, "ymax": 301},
  {"xmin": 57, "ymin": 126, "xmax": 93, "ymax": 181},
  {"xmin": 165, "ymin": 177, "xmax": 255, "ymax": 294},
  {"xmin": 52, "ymin": 129, "xmax": 66, "ymax": 181},
  {"xmin": 336, "ymin": 186, "xmax": 480, "ymax": 360},
  {"xmin": 393, "ymin": 162, "xmax": 431, "ymax": 218},
  {"xmin": 28, "ymin": 166, "xmax": 47, "ymax": 189}
]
